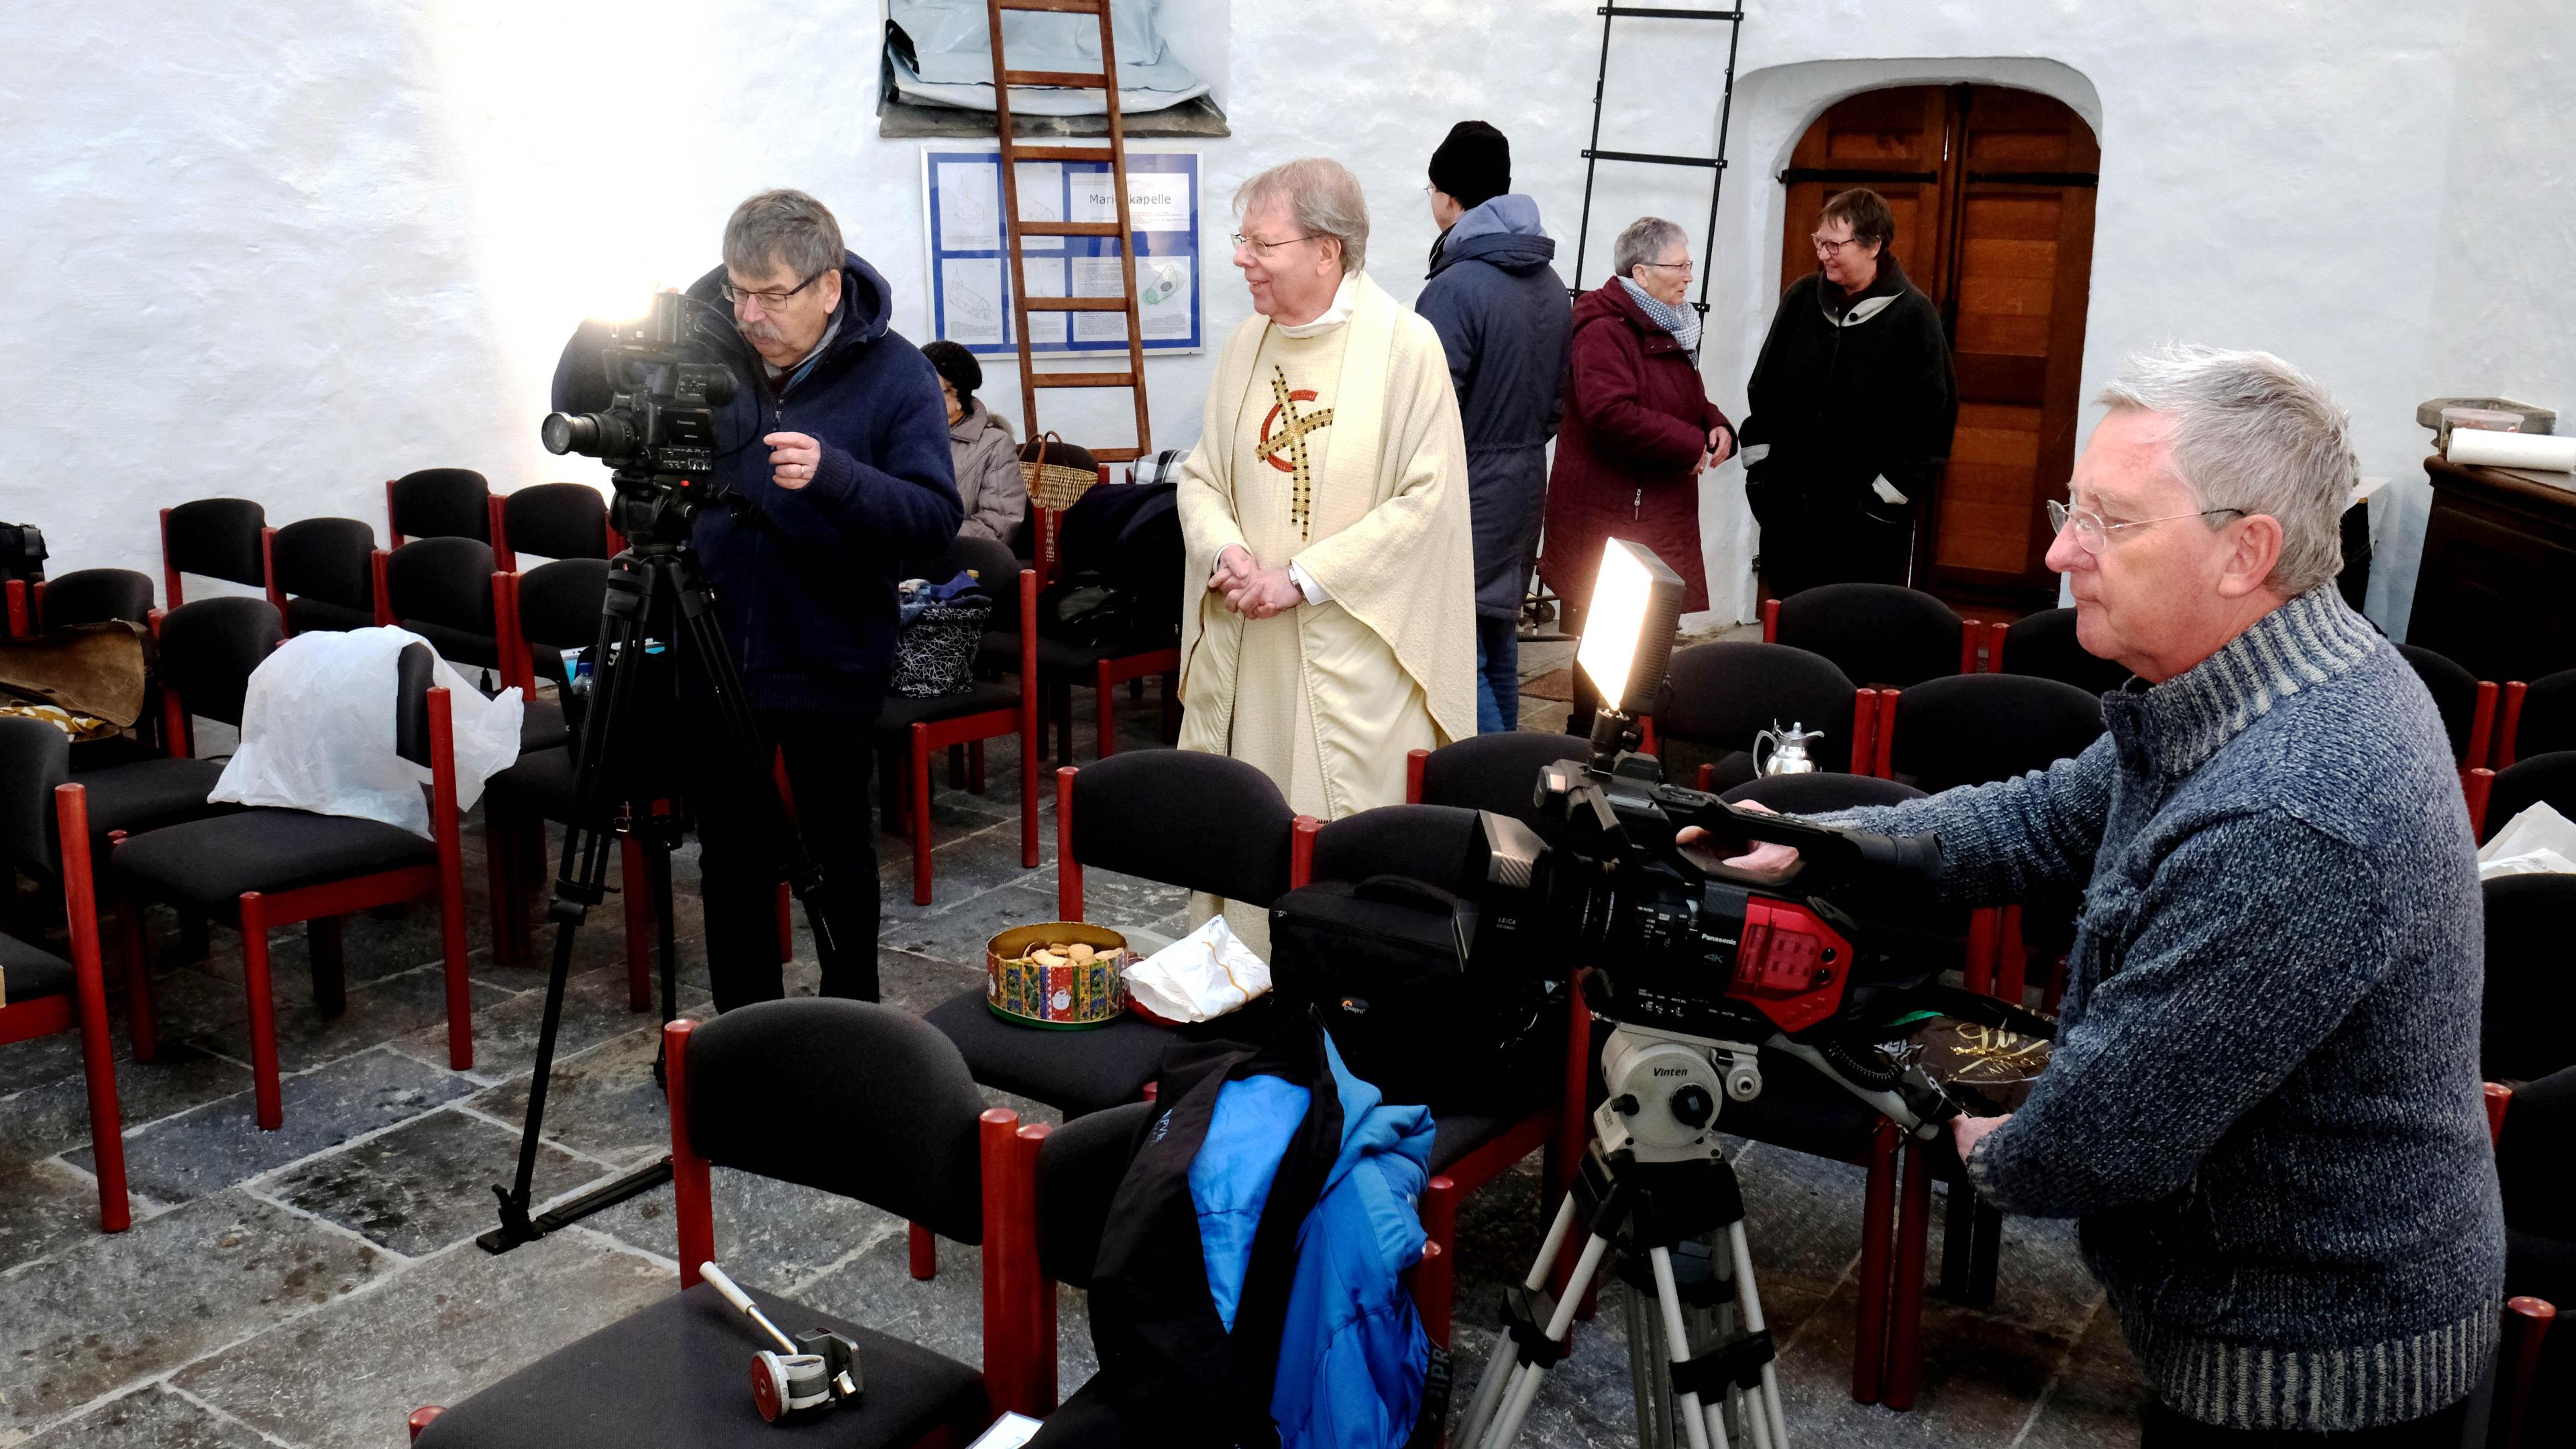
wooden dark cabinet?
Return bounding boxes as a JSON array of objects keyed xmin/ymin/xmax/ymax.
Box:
[{"xmin": 2408, "ymin": 455, "xmax": 2576, "ymax": 682}]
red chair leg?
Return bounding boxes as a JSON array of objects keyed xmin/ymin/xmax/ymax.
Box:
[
  {"xmin": 968, "ymin": 740, "xmax": 986, "ymax": 796},
  {"xmin": 116, "ymin": 890, "xmax": 158, "ymax": 1064},
  {"xmin": 775, "ymin": 882, "xmax": 794, "ymax": 964},
  {"xmin": 438, "ymin": 861, "xmax": 474, "ymax": 1076},
  {"xmin": 620, "ymin": 835, "xmax": 651, "ymax": 1012},
  {"xmin": 240, "ymin": 894, "xmax": 282, "ymax": 1130},
  {"xmin": 1419, "ymin": 1175, "xmax": 1458, "ymax": 1350},
  {"xmin": 61, "ymin": 788, "xmax": 129, "ymax": 1232},
  {"xmin": 1405, "ymin": 747, "xmax": 1428, "ymax": 804},
  {"xmin": 912, "ymin": 721, "xmax": 936, "ymax": 907},
  {"xmin": 1885, "ymin": 1136, "xmax": 1933, "ymax": 1410},
  {"xmin": 2503, "ymin": 1297, "xmax": 2557, "ymax": 1449},
  {"xmin": 910, "ymin": 1220, "xmax": 938, "ymax": 1281},
  {"xmin": 1095, "ymin": 660, "xmax": 1118, "ymax": 760},
  {"xmin": 1853, "ymin": 1120, "xmax": 1898, "ymax": 1403},
  {"xmin": 408, "ymin": 1406, "xmax": 446, "ymax": 1441},
  {"xmin": 1997, "ymin": 904, "xmax": 2028, "ymax": 1004}
]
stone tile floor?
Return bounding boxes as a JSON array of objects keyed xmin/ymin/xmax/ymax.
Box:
[{"xmin": 0, "ymin": 649, "xmax": 2152, "ymax": 1447}]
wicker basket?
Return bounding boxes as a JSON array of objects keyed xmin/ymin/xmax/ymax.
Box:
[{"xmin": 1020, "ymin": 433, "xmax": 1099, "ymax": 515}]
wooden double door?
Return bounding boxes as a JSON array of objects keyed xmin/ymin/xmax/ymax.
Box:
[{"xmin": 1777, "ymin": 84, "xmax": 2100, "ymax": 611}]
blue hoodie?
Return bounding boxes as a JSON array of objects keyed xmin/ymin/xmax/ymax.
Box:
[
  {"xmin": 551, "ymin": 252, "xmax": 963, "ymax": 716},
  {"xmin": 1189, "ymin": 1035, "xmax": 1436, "ymax": 1449},
  {"xmin": 1415, "ymin": 195, "xmax": 1572, "ymax": 617}
]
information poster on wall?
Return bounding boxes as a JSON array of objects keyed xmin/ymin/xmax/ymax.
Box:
[{"xmin": 922, "ymin": 146, "xmax": 1203, "ymax": 356}]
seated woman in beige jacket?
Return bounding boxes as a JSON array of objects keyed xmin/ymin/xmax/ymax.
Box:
[{"xmin": 923, "ymin": 339, "xmax": 1028, "ymax": 546}]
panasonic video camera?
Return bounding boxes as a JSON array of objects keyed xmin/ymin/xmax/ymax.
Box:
[{"xmin": 541, "ymin": 290, "xmax": 743, "ymax": 549}]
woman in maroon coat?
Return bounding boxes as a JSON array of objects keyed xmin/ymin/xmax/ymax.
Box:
[{"xmin": 1540, "ymin": 217, "xmax": 1733, "ymax": 659}]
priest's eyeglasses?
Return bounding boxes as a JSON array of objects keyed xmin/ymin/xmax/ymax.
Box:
[
  {"xmin": 1232, "ymin": 231, "xmax": 1324, "ymax": 256},
  {"xmin": 2047, "ymin": 498, "xmax": 2247, "ymax": 554}
]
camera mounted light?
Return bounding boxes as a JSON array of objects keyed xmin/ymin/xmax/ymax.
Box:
[{"xmin": 1576, "ymin": 538, "xmax": 1685, "ymax": 759}]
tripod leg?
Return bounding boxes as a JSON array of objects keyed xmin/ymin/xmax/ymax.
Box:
[
  {"xmin": 1625, "ymin": 1281, "xmax": 1666, "ymax": 1449},
  {"xmin": 1725, "ymin": 1221, "xmax": 1789, "ymax": 1449},
  {"xmin": 1458, "ymin": 1192, "xmax": 1580, "ymax": 1447},
  {"xmin": 1648, "ymin": 1247, "xmax": 1717, "ymax": 1449}
]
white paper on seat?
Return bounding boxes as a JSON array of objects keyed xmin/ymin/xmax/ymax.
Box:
[
  {"xmin": 2475, "ymin": 800, "xmax": 2576, "ymax": 879},
  {"xmin": 211, "ymin": 627, "xmax": 523, "ymax": 837},
  {"xmin": 1125, "ymin": 914, "xmax": 1271, "ymax": 1023}
]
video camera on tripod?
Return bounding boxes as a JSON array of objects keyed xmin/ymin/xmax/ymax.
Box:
[
  {"xmin": 541, "ymin": 288, "xmax": 744, "ymax": 547},
  {"xmin": 1452, "ymin": 540, "xmax": 2050, "ymax": 1449}
]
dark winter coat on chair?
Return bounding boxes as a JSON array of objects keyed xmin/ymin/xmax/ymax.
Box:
[
  {"xmin": 1536, "ymin": 278, "xmax": 1730, "ymax": 614},
  {"xmin": 1414, "ymin": 195, "xmax": 1573, "ymax": 621}
]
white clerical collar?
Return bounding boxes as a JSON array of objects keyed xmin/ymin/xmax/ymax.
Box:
[{"xmin": 1275, "ymin": 270, "xmax": 1361, "ymax": 337}]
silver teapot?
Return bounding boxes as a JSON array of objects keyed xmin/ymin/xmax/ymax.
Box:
[{"xmin": 1754, "ymin": 721, "xmax": 1826, "ymax": 777}]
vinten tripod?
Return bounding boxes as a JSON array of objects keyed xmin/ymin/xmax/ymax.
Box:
[
  {"xmin": 1458, "ymin": 1019, "xmax": 1942, "ymax": 1449},
  {"xmin": 480, "ymin": 474, "xmax": 838, "ymax": 1253}
]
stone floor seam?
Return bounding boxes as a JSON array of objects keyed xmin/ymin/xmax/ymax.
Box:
[
  {"xmin": 237, "ymin": 1180, "xmax": 421, "ymax": 1267},
  {"xmin": 161, "ymin": 1377, "xmax": 315, "ymax": 1449}
]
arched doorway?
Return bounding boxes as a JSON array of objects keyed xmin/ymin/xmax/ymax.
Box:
[{"xmin": 1778, "ymin": 84, "xmax": 2099, "ymax": 612}]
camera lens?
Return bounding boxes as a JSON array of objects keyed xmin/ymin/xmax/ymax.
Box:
[{"xmin": 541, "ymin": 412, "xmax": 598, "ymax": 456}]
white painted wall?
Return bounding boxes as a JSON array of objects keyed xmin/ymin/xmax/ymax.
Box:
[{"xmin": 6, "ymin": 1, "xmax": 2570, "ymax": 637}]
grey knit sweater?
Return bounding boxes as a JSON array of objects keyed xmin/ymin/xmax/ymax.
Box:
[{"xmin": 1832, "ymin": 586, "xmax": 2504, "ymax": 1432}]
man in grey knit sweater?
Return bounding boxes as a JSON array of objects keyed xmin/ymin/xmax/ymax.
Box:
[{"xmin": 1733, "ymin": 345, "xmax": 2504, "ymax": 1444}]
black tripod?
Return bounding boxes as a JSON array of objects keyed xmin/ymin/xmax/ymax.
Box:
[{"xmin": 480, "ymin": 487, "xmax": 839, "ymax": 1254}]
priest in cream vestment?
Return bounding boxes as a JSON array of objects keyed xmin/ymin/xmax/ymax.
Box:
[{"xmin": 1176, "ymin": 158, "xmax": 1477, "ymax": 949}]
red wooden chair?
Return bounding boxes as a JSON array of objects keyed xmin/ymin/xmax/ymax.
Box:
[
  {"xmin": 1763, "ymin": 584, "xmax": 1983, "ymax": 686},
  {"xmin": 386, "ymin": 468, "xmax": 490, "ymax": 547},
  {"xmin": 264, "ymin": 517, "xmax": 380, "ymax": 637},
  {"xmin": 160, "ymin": 497, "xmax": 266, "ymax": 609},
  {"xmin": 0, "ymin": 777, "xmax": 129, "ymax": 1233},
  {"xmin": 2485, "ymin": 1080, "xmax": 2563, "ymax": 1449},
  {"xmin": 409, "ymin": 1005, "xmax": 1034, "ymax": 1444},
  {"xmin": 110, "ymin": 641, "xmax": 476, "ymax": 1129},
  {"xmin": 486, "ymin": 482, "xmax": 615, "ymax": 574}
]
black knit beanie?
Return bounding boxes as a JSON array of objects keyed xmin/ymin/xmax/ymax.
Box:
[
  {"xmin": 1429, "ymin": 121, "xmax": 1511, "ymax": 210},
  {"xmin": 922, "ymin": 339, "xmax": 982, "ymax": 407}
]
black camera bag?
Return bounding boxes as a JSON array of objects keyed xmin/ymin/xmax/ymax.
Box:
[
  {"xmin": 1268, "ymin": 875, "xmax": 1557, "ymax": 1114},
  {"xmin": 1036, "ymin": 482, "xmax": 1182, "ymax": 653}
]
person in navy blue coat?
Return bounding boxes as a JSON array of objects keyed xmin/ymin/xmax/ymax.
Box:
[
  {"xmin": 1414, "ymin": 122, "xmax": 1572, "ymax": 732},
  {"xmin": 551, "ymin": 189, "xmax": 961, "ymax": 1009}
]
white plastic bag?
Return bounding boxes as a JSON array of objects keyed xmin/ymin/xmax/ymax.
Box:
[
  {"xmin": 1124, "ymin": 914, "xmax": 1271, "ymax": 1023},
  {"xmin": 2475, "ymin": 801, "xmax": 2576, "ymax": 880},
  {"xmin": 210, "ymin": 627, "xmax": 523, "ymax": 837}
]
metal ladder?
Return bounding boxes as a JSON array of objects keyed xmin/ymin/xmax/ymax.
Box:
[
  {"xmin": 1568, "ymin": 3, "xmax": 1748, "ymax": 317},
  {"xmin": 1532, "ymin": 3, "xmax": 1748, "ymax": 643},
  {"xmin": 984, "ymin": 0, "xmax": 1152, "ymax": 464}
]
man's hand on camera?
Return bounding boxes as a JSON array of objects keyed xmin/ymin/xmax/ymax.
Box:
[
  {"xmin": 1675, "ymin": 800, "xmax": 1802, "ymax": 883},
  {"xmin": 1951, "ymin": 1112, "xmax": 2009, "ymax": 1166},
  {"xmin": 766, "ymin": 431, "xmax": 823, "ymax": 490}
]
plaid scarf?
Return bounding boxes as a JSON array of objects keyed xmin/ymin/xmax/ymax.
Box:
[{"xmin": 1619, "ymin": 277, "xmax": 1700, "ymax": 364}]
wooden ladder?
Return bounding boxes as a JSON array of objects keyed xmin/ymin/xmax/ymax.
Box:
[{"xmin": 984, "ymin": 0, "xmax": 1152, "ymax": 464}]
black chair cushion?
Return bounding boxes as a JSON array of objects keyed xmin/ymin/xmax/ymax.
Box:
[
  {"xmin": 486, "ymin": 745, "xmax": 583, "ymax": 822},
  {"xmin": 517, "ymin": 558, "xmax": 609, "ymax": 654},
  {"xmin": 165, "ymin": 498, "xmax": 268, "ymax": 586},
  {"xmin": 158, "ymin": 597, "xmax": 283, "ymax": 729},
  {"xmin": 1428, "ymin": 1110, "xmax": 1506, "ymax": 1177},
  {"xmin": 2516, "ymin": 669, "xmax": 2576, "ymax": 759},
  {"xmin": 1999, "ymin": 608, "xmax": 2131, "ymax": 696},
  {"xmin": 2487, "ymin": 751, "xmax": 2576, "ymax": 836},
  {"xmin": 2483, "ymin": 872, "xmax": 2576, "ymax": 1083},
  {"xmin": 71, "ymin": 757, "xmax": 231, "ymax": 843},
  {"xmin": 1721, "ymin": 773, "xmax": 1928, "ymax": 813},
  {"xmin": 390, "ymin": 468, "xmax": 491, "ymax": 543},
  {"xmin": 411, "ymin": 1281, "xmax": 984, "ymax": 1449},
  {"xmin": 1887, "ymin": 674, "xmax": 2105, "ymax": 794},
  {"xmin": 286, "ymin": 595, "xmax": 376, "ymax": 636},
  {"xmin": 272, "ymin": 517, "xmax": 378, "ymax": 611},
  {"xmin": 1652, "ymin": 642, "xmax": 1860, "ymax": 771},
  {"xmin": 1, "ymin": 933, "xmax": 74, "ymax": 1005},
  {"xmin": 1070, "ymin": 750, "xmax": 1294, "ymax": 906},
  {"xmin": 686, "ymin": 1001, "xmax": 992, "ymax": 1244},
  {"xmin": 2396, "ymin": 643, "xmax": 2481, "ymax": 761},
  {"xmin": 40, "ymin": 569, "xmax": 155, "ymax": 631},
  {"xmin": 876, "ymin": 682, "xmax": 1024, "ymax": 735},
  {"xmin": 401, "ymin": 619, "xmax": 502, "ymax": 672},
  {"xmin": 113, "ymin": 809, "xmax": 437, "ymax": 915},
  {"xmin": 521, "ymin": 696, "xmax": 569, "ymax": 753},
  {"xmin": 500, "ymin": 483, "xmax": 607, "ymax": 562},
  {"xmin": 1775, "ymin": 583, "xmax": 1962, "ymax": 688},
  {"xmin": 924, "ymin": 987, "xmax": 1185, "ymax": 1121},
  {"xmin": 1035, "ymin": 1100, "xmax": 1155, "ymax": 1287},
  {"xmin": 1417, "ymin": 732, "xmax": 1590, "ymax": 824}
]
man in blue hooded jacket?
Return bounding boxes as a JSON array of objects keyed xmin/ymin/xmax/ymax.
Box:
[
  {"xmin": 1415, "ymin": 123, "xmax": 1572, "ymax": 732},
  {"xmin": 551, "ymin": 189, "xmax": 961, "ymax": 1010}
]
